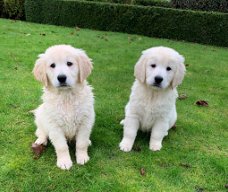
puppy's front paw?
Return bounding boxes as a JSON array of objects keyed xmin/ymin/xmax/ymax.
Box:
[
  {"xmin": 57, "ymin": 156, "xmax": 73, "ymax": 170},
  {"xmin": 149, "ymin": 142, "xmax": 162, "ymax": 151},
  {"xmin": 76, "ymin": 152, "xmax": 90, "ymax": 165},
  {"xmin": 119, "ymin": 138, "xmax": 133, "ymax": 152}
]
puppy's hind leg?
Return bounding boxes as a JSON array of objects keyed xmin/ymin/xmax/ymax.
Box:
[{"xmin": 169, "ymin": 108, "xmax": 177, "ymax": 130}]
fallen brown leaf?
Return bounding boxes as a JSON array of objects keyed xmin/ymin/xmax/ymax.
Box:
[
  {"xmin": 178, "ymin": 94, "xmax": 188, "ymax": 100},
  {"xmin": 9, "ymin": 104, "xmax": 18, "ymax": 108},
  {"xmin": 195, "ymin": 100, "xmax": 208, "ymax": 107},
  {"xmin": 195, "ymin": 186, "xmax": 204, "ymax": 192},
  {"xmin": 179, "ymin": 163, "xmax": 192, "ymax": 168},
  {"xmin": 132, "ymin": 145, "xmax": 141, "ymax": 152},
  {"xmin": 140, "ymin": 168, "xmax": 145, "ymax": 176},
  {"xmin": 75, "ymin": 27, "xmax": 80, "ymax": 31},
  {"xmin": 31, "ymin": 143, "xmax": 45, "ymax": 159}
]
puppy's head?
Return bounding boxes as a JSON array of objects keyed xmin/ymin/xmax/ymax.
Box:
[
  {"xmin": 33, "ymin": 45, "xmax": 93, "ymax": 88},
  {"xmin": 134, "ymin": 46, "xmax": 186, "ymax": 89}
]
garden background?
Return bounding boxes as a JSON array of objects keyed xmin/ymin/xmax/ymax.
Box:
[{"xmin": 0, "ymin": 0, "xmax": 227, "ymax": 191}]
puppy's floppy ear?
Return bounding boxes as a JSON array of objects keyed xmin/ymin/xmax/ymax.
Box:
[
  {"xmin": 171, "ymin": 54, "xmax": 186, "ymax": 88},
  {"xmin": 134, "ymin": 54, "xmax": 147, "ymax": 83},
  {"xmin": 77, "ymin": 51, "xmax": 93, "ymax": 83},
  {"xmin": 33, "ymin": 54, "xmax": 48, "ymax": 87}
]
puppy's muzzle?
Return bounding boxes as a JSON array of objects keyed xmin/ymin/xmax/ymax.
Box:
[
  {"xmin": 154, "ymin": 76, "xmax": 163, "ymax": 85},
  {"xmin": 152, "ymin": 76, "xmax": 163, "ymax": 88},
  {"xmin": 57, "ymin": 74, "xmax": 67, "ymax": 86},
  {"xmin": 154, "ymin": 76, "xmax": 163, "ymax": 84}
]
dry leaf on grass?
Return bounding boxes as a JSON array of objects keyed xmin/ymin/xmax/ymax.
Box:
[
  {"xmin": 31, "ymin": 143, "xmax": 45, "ymax": 159},
  {"xmin": 140, "ymin": 168, "xmax": 145, "ymax": 176},
  {"xmin": 179, "ymin": 163, "xmax": 192, "ymax": 168},
  {"xmin": 75, "ymin": 27, "xmax": 80, "ymax": 31},
  {"xmin": 133, "ymin": 145, "xmax": 141, "ymax": 152},
  {"xmin": 195, "ymin": 100, "xmax": 208, "ymax": 107},
  {"xmin": 195, "ymin": 186, "xmax": 204, "ymax": 192},
  {"xmin": 178, "ymin": 94, "xmax": 188, "ymax": 100}
]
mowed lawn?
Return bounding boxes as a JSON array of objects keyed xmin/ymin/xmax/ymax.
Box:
[{"xmin": 0, "ymin": 18, "xmax": 227, "ymax": 192}]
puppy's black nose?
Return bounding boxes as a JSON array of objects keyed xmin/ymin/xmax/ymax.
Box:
[
  {"xmin": 155, "ymin": 76, "xmax": 163, "ymax": 84},
  {"xmin": 57, "ymin": 75, "xmax": 67, "ymax": 83}
]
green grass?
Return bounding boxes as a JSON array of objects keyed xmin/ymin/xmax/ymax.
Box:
[{"xmin": 0, "ymin": 18, "xmax": 227, "ymax": 192}]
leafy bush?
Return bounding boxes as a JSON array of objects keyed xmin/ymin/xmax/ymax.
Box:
[
  {"xmin": 134, "ymin": 0, "xmax": 171, "ymax": 8},
  {"xmin": 83, "ymin": 0, "xmax": 135, "ymax": 4},
  {"xmin": 171, "ymin": 0, "xmax": 228, "ymax": 13},
  {"xmin": 0, "ymin": 0, "xmax": 4, "ymax": 16},
  {"xmin": 1, "ymin": 0, "xmax": 25, "ymax": 19},
  {"xmin": 25, "ymin": 0, "xmax": 228, "ymax": 47},
  {"xmin": 85, "ymin": 0, "xmax": 171, "ymax": 7}
]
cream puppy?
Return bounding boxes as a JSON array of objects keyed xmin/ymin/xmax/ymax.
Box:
[
  {"xmin": 33, "ymin": 45, "xmax": 95, "ymax": 170},
  {"xmin": 119, "ymin": 46, "xmax": 186, "ymax": 152}
]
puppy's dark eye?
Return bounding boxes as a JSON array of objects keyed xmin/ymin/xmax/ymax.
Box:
[
  {"xmin": 151, "ymin": 64, "xmax": 156, "ymax": 68},
  {"xmin": 167, "ymin": 67, "xmax": 172, "ymax": 71},
  {"xmin": 67, "ymin": 61, "xmax": 73, "ymax": 67},
  {"xmin": 50, "ymin": 63, "xmax": 55, "ymax": 68}
]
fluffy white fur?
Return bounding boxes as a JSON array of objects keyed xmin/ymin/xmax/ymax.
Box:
[
  {"xmin": 33, "ymin": 45, "xmax": 95, "ymax": 170},
  {"xmin": 119, "ymin": 46, "xmax": 186, "ymax": 152}
]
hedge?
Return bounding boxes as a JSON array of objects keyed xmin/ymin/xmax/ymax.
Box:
[
  {"xmin": 25, "ymin": 0, "xmax": 228, "ymax": 47},
  {"xmin": 0, "ymin": 0, "xmax": 3, "ymax": 16},
  {"xmin": 85, "ymin": 0, "xmax": 171, "ymax": 8},
  {"xmin": 134, "ymin": 0, "xmax": 171, "ymax": 8},
  {"xmin": 83, "ymin": 0, "xmax": 134, "ymax": 4},
  {"xmin": 171, "ymin": 0, "xmax": 228, "ymax": 13},
  {"xmin": 1, "ymin": 0, "xmax": 25, "ymax": 19}
]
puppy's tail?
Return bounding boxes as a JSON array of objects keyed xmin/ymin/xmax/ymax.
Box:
[
  {"xmin": 29, "ymin": 109, "xmax": 36, "ymax": 115},
  {"xmin": 120, "ymin": 119, "xmax": 124, "ymax": 126}
]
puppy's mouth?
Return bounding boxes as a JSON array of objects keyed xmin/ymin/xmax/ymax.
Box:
[
  {"xmin": 58, "ymin": 83, "xmax": 71, "ymax": 88},
  {"xmin": 152, "ymin": 83, "xmax": 162, "ymax": 88}
]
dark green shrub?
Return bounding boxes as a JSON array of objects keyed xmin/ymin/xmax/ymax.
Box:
[
  {"xmin": 0, "ymin": 0, "xmax": 4, "ymax": 16},
  {"xmin": 84, "ymin": 0, "xmax": 171, "ymax": 7},
  {"xmin": 171, "ymin": 0, "xmax": 228, "ymax": 13},
  {"xmin": 25, "ymin": 0, "xmax": 228, "ymax": 47},
  {"xmin": 24, "ymin": 0, "xmax": 42, "ymax": 23},
  {"xmin": 2, "ymin": 0, "xmax": 25, "ymax": 19},
  {"xmin": 84, "ymin": 0, "xmax": 135, "ymax": 4},
  {"xmin": 134, "ymin": 0, "xmax": 171, "ymax": 8}
]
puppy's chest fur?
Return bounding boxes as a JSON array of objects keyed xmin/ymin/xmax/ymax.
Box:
[
  {"xmin": 42, "ymin": 89, "xmax": 91, "ymax": 139},
  {"xmin": 127, "ymin": 82, "xmax": 177, "ymax": 131},
  {"xmin": 139, "ymin": 95, "xmax": 173, "ymax": 130},
  {"xmin": 54, "ymin": 96, "xmax": 82, "ymax": 131}
]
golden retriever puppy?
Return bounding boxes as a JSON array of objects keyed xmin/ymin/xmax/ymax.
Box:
[
  {"xmin": 119, "ymin": 46, "xmax": 186, "ymax": 152},
  {"xmin": 33, "ymin": 45, "xmax": 95, "ymax": 170}
]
